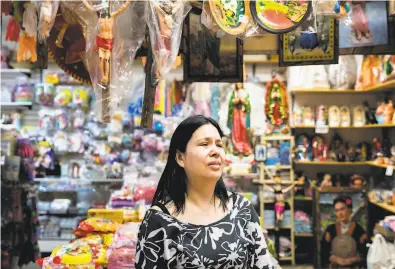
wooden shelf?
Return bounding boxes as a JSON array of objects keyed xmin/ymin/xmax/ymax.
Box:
[
  {"xmin": 294, "ymin": 161, "xmax": 366, "ymax": 166},
  {"xmin": 294, "ymin": 197, "xmax": 313, "ymax": 201},
  {"xmin": 265, "ymin": 226, "xmax": 292, "ymax": 230},
  {"xmin": 319, "ymin": 187, "xmax": 365, "ymax": 193},
  {"xmin": 369, "ymin": 199, "xmax": 395, "ymax": 213},
  {"xmin": 295, "ymin": 233, "xmax": 313, "ymax": 237},
  {"xmin": 292, "ymin": 124, "xmax": 395, "ymax": 129},
  {"xmin": 260, "ymin": 135, "xmax": 293, "ymax": 141},
  {"xmin": 0, "ymin": 102, "xmax": 33, "ymax": 110},
  {"xmin": 279, "ymin": 256, "xmax": 293, "ymax": 261},
  {"xmin": 367, "ymin": 161, "xmax": 395, "ymax": 169},
  {"xmin": 291, "ymin": 80, "xmax": 395, "ymax": 94}
]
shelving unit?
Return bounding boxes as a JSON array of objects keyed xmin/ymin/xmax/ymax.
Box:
[
  {"xmin": 292, "ymin": 124, "xmax": 395, "ymax": 129},
  {"xmin": 294, "ymin": 161, "xmax": 367, "ymax": 166},
  {"xmin": 0, "ymin": 102, "xmax": 33, "ymax": 110},
  {"xmin": 369, "ymin": 199, "xmax": 395, "ymax": 214}
]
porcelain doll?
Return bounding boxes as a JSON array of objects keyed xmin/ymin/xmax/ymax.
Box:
[
  {"xmin": 340, "ymin": 106, "xmax": 351, "ymax": 127},
  {"xmin": 353, "ymin": 106, "xmax": 366, "ymax": 127},
  {"xmin": 227, "ymin": 83, "xmax": 253, "ymax": 155},
  {"xmin": 302, "ymin": 106, "xmax": 315, "ymax": 126},
  {"xmin": 383, "ymin": 100, "xmax": 394, "ymax": 124},
  {"xmin": 293, "ymin": 108, "xmax": 303, "ymax": 126},
  {"xmin": 328, "ymin": 106, "xmax": 341, "ymax": 127},
  {"xmin": 316, "ymin": 105, "xmax": 328, "ymax": 127},
  {"xmin": 312, "ymin": 136, "xmax": 328, "ymax": 161},
  {"xmin": 264, "ymin": 173, "xmax": 297, "ymax": 226}
]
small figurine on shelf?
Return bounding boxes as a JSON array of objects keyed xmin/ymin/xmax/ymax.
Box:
[
  {"xmin": 312, "ymin": 136, "xmax": 328, "ymax": 162},
  {"xmin": 328, "ymin": 106, "xmax": 340, "ymax": 127},
  {"xmin": 356, "ymin": 55, "xmax": 381, "ymax": 91},
  {"xmin": 329, "ymin": 133, "xmax": 345, "ymax": 162},
  {"xmin": 362, "ymin": 101, "xmax": 377, "ymax": 124},
  {"xmin": 294, "ymin": 172, "xmax": 312, "ymax": 198},
  {"xmin": 356, "ymin": 142, "xmax": 369, "ymax": 161},
  {"xmin": 376, "ymin": 101, "xmax": 386, "ymax": 124},
  {"xmin": 372, "ymin": 137, "xmax": 384, "ymax": 163},
  {"xmin": 320, "ymin": 173, "xmax": 333, "ymax": 189},
  {"xmin": 264, "ymin": 172, "xmax": 297, "ymax": 227},
  {"xmin": 295, "ymin": 135, "xmax": 313, "ymax": 161},
  {"xmin": 353, "ymin": 106, "xmax": 366, "ymax": 127},
  {"xmin": 383, "ymin": 100, "xmax": 394, "ymax": 124},
  {"xmin": 344, "ymin": 142, "xmax": 357, "ymax": 162},
  {"xmin": 302, "ymin": 106, "xmax": 315, "ymax": 126},
  {"xmin": 316, "ymin": 105, "xmax": 328, "ymax": 127},
  {"xmin": 265, "ymin": 77, "xmax": 289, "ymax": 134},
  {"xmin": 350, "ymin": 174, "xmax": 366, "ymax": 189},
  {"xmin": 340, "ymin": 106, "xmax": 351, "ymax": 127},
  {"xmin": 389, "ymin": 146, "xmax": 395, "ymax": 165}
]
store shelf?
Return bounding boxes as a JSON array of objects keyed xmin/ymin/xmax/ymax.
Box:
[
  {"xmin": 265, "ymin": 226, "xmax": 292, "ymax": 230},
  {"xmin": 295, "ymin": 233, "xmax": 313, "ymax": 237},
  {"xmin": 292, "ymin": 124, "xmax": 395, "ymax": 129},
  {"xmin": 294, "ymin": 160, "xmax": 366, "ymax": 166},
  {"xmin": 253, "ymin": 179, "xmax": 301, "ymax": 185},
  {"xmin": 34, "ymin": 177, "xmax": 124, "ymax": 183},
  {"xmin": 38, "ymin": 239, "xmax": 70, "ymax": 253},
  {"xmin": 291, "ymin": 80, "xmax": 395, "ymax": 94},
  {"xmin": 0, "ymin": 102, "xmax": 33, "ymax": 110},
  {"xmin": 260, "ymin": 135, "xmax": 293, "ymax": 141},
  {"xmin": 369, "ymin": 199, "xmax": 395, "ymax": 213},
  {"xmin": 366, "ymin": 161, "xmax": 395, "ymax": 169},
  {"xmin": 294, "ymin": 197, "xmax": 313, "ymax": 201},
  {"xmin": 223, "ymin": 173, "xmax": 259, "ymax": 179},
  {"xmin": 0, "ymin": 68, "xmax": 31, "ymax": 78},
  {"xmin": 319, "ymin": 187, "xmax": 365, "ymax": 193}
]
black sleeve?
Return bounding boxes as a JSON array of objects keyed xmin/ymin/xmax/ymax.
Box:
[
  {"xmin": 321, "ymin": 224, "xmax": 335, "ymax": 268},
  {"xmin": 354, "ymin": 224, "xmax": 368, "ymax": 267},
  {"xmin": 135, "ymin": 211, "xmax": 167, "ymax": 269}
]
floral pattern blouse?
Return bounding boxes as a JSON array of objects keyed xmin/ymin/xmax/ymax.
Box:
[{"xmin": 135, "ymin": 193, "xmax": 275, "ymax": 269}]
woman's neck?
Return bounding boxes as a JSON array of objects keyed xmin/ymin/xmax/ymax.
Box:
[{"xmin": 186, "ymin": 180, "xmax": 217, "ymax": 209}]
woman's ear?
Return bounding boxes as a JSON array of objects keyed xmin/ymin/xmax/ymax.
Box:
[{"xmin": 175, "ymin": 150, "xmax": 185, "ymax": 168}]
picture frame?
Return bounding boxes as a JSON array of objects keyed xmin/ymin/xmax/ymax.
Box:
[
  {"xmin": 279, "ymin": 16, "xmax": 339, "ymax": 66},
  {"xmin": 183, "ymin": 10, "xmax": 244, "ymax": 82},
  {"xmin": 255, "ymin": 144, "xmax": 267, "ymax": 162}
]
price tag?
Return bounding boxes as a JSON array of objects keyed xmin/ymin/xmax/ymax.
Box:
[
  {"xmin": 385, "ymin": 165, "xmax": 393, "ymax": 176},
  {"xmin": 315, "ymin": 125, "xmax": 329, "ymax": 134}
]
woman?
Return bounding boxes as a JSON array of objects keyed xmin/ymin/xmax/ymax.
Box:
[{"xmin": 135, "ymin": 115, "xmax": 275, "ymax": 269}]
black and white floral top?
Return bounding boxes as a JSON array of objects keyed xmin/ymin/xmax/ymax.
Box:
[{"xmin": 135, "ymin": 193, "xmax": 275, "ymax": 269}]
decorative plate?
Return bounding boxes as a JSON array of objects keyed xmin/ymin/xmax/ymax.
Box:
[
  {"xmin": 251, "ymin": 0, "xmax": 311, "ymax": 34},
  {"xmin": 209, "ymin": 0, "xmax": 250, "ymax": 35}
]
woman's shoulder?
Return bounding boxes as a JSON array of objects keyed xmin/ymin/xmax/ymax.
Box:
[{"xmin": 231, "ymin": 192, "xmax": 254, "ymax": 208}]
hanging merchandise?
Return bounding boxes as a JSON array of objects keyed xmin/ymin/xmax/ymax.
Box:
[
  {"xmin": 265, "ymin": 77, "xmax": 289, "ymax": 135},
  {"xmin": 36, "ymin": 83, "xmax": 55, "ymax": 106},
  {"xmin": 54, "ymin": 87, "xmax": 72, "ymax": 107},
  {"xmin": 251, "ymin": 0, "xmax": 311, "ymax": 34},
  {"xmin": 55, "ymin": 109, "xmax": 69, "ymax": 130},
  {"xmin": 191, "ymin": 82, "xmax": 212, "ymax": 117},
  {"xmin": 339, "ymin": 1, "xmax": 388, "ymax": 49},
  {"xmin": 327, "ymin": 55, "xmax": 358, "ymax": 90},
  {"xmin": 146, "ymin": 0, "xmax": 191, "ymax": 79},
  {"xmin": 208, "ymin": 0, "xmax": 251, "ymax": 36},
  {"xmin": 39, "ymin": 108, "xmax": 55, "ymax": 130},
  {"xmin": 314, "ymin": 0, "xmax": 349, "ymax": 17},
  {"xmin": 36, "ymin": 0, "xmax": 60, "ymax": 69},
  {"xmin": 53, "ymin": 132, "xmax": 70, "ymax": 153},
  {"xmin": 17, "ymin": 2, "xmax": 38, "ymax": 62},
  {"xmin": 73, "ymin": 109, "xmax": 86, "ymax": 130},
  {"xmin": 73, "ymin": 88, "xmax": 89, "ymax": 108}
]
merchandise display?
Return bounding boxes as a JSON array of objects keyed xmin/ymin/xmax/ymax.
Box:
[{"xmin": 1, "ymin": 1, "xmax": 395, "ymax": 268}]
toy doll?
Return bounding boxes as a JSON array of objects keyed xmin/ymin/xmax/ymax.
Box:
[
  {"xmin": 302, "ymin": 106, "xmax": 315, "ymax": 126},
  {"xmin": 372, "ymin": 137, "xmax": 384, "ymax": 162},
  {"xmin": 320, "ymin": 173, "xmax": 332, "ymax": 188},
  {"xmin": 340, "ymin": 106, "xmax": 351, "ymax": 127},
  {"xmin": 353, "ymin": 106, "xmax": 366, "ymax": 127},
  {"xmin": 227, "ymin": 83, "xmax": 252, "ymax": 155},
  {"xmin": 328, "ymin": 106, "xmax": 340, "ymax": 127},
  {"xmin": 312, "ymin": 136, "xmax": 328, "ymax": 161},
  {"xmin": 264, "ymin": 172, "xmax": 297, "ymax": 226},
  {"xmin": 316, "ymin": 105, "xmax": 328, "ymax": 127},
  {"xmin": 82, "ymin": 0, "xmax": 132, "ymax": 122}
]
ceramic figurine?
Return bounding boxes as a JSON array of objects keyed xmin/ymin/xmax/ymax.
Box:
[
  {"xmin": 227, "ymin": 83, "xmax": 253, "ymax": 156},
  {"xmin": 389, "ymin": 145, "xmax": 395, "ymax": 165},
  {"xmin": 263, "ymin": 172, "xmax": 297, "ymax": 226},
  {"xmin": 320, "ymin": 173, "xmax": 332, "ymax": 188},
  {"xmin": 345, "ymin": 142, "xmax": 356, "ymax": 162},
  {"xmin": 350, "ymin": 174, "xmax": 366, "ymax": 189},
  {"xmin": 363, "ymin": 101, "xmax": 377, "ymax": 124},
  {"xmin": 293, "ymin": 108, "xmax": 303, "ymax": 126},
  {"xmin": 316, "ymin": 105, "xmax": 328, "ymax": 127},
  {"xmin": 353, "ymin": 106, "xmax": 366, "ymax": 127},
  {"xmin": 356, "ymin": 142, "xmax": 369, "ymax": 161},
  {"xmin": 383, "ymin": 100, "xmax": 394, "ymax": 124},
  {"xmin": 329, "ymin": 133, "xmax": 345, "ymax": 162},
  {"xmin": 381, "ymin": 55, "xmax": 395, "ymax": 81},
  {"xmin": 265, "ymin": 77, "xmax": 289, "ymax": 134},
  {"xmin": 302, "ymin": 106, "xmax": 315, "ymax": 126},
  {"xmin": 312, "ymin": 136, "xmax": 328, "ymax": 161},
  {"xmin": 328, "ymin": 106, "xmax": 341, "ymax": 127},
  {"xmin": 376, "ymin": 101, "xmax": 386, "ymax": 124},
  {"xmin": 339, "ymin": 106, "xmax": 351, "ymax": 127},
  {"xmin": 372, "ymin": 137, "xmax": 384, "ymax": 162},
  {"xmin": 295, "ymin": 135, "xmax": 313, "ymax": 161}
]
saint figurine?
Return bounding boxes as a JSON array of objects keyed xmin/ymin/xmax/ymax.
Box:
[
  {"xmin": 265, "ymin": 77, "xmax": 289, "ymax": 134},
  {"xmin": 227, "ymin": 83, "xmax": 252, "ymax": 156},
  {"xmin": 83, "ymin": 0, "xmax": 131, "ymax": 122},
  {"xmin": 321, "ymin": 196, "xmax": 367, "ymax": 268}
]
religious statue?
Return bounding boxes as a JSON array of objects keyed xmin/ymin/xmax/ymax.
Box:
[
  {"xmin": 264, "ymin": 172, "xmax": 296, "ymax": 227},
  {"xmin": 321, "ymin": 196, "xmax": 368, "ymax": 268},
  {"xmin": 227, "ymin": 83, "xmax": 253, "ymax": 156},
  {"xmin": 265, "ymin": 77, "xmax": 289, "ymax": 134},
  {"xmin": 82, "ymin": 0, "xmax": 131, "ymax": 122}
]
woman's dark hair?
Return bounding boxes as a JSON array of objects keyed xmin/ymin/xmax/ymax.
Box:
[
  {"xmin": 152, "ymin": 115, "xmax": 229, "ymax": 214},
  {"xmin": 333, "ymin": 195, "xmax": 353, "ymax": 209}
]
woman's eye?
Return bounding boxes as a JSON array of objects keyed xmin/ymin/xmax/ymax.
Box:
[
  {"xmin": 217, "ymin": 144, "xmax": 223, "ymax": 148},
  {"xmin": 200, "ymin": 143, "xmax": 208, "ymax": 146}
]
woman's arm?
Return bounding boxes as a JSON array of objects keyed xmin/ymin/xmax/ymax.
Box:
[
  {"xmin": 247, "ymin": 203, "xmax": 275, "ymax": 269},
  {"xmin": 135, "ymin": 210, "xmax": 167, "ymax": 269}
]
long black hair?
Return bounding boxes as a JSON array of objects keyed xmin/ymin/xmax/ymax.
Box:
[{"xmin": 152, "ymin": 115, "xmax": 230, "ymax": 214}]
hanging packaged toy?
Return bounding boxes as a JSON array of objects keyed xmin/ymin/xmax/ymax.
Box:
[
  {"xmin": 36, "ymin": 83, "xmax": 55, "ymax": 106},
  {"xmin": 55, "ymin": 109, "xmax": 69, "ymax": 130},
  {"xmin": 54, "ymin": 132, "xmax": 70, "ymax": 153},
  {"xmin": 69, "ymin": 133, "xmax": 84, "ymax": 153},
  {"xmin": 73, "ymin": 88, "xmax": 89, "ymax": 107},
  {"xmin": 73, "ymin": 109, "xmax": 86, "ymax": 129},
  {"xmin": 54, "ymin": 87, "xmax": 72, "ymax": 106},
  {"xmin": 39, "ymin": 108, "xmax": 55, "ymax": 130},
  {"xmin": 14, "ymin": 82, "xmax": 34, "ymax": 103},
  {"xmin": 17, "ymin": 3, "xmax": 37, "ymax": 62},
  {"xmin": 146, "ymin": 0, "xmax": 191, "ymax": 79}
]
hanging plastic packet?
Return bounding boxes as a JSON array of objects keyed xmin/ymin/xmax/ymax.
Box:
[
  {"xmin": 54, "ymin": 132, "xmax": 70, "ymax": 153},
  {"xmin": 39, "ymin": 108, "xmax": 55, "ymax": 130},
  {"xmin": 146, "ymin": 0, "xmax": 191, "ymax": 80},
  {"xmin": 54, "ymin": 86, "xmax": 72, "ymax": 107},
  {"xmin": 36, "ymin": 83, "xmax": 55, "ymax": 107},
  {"xmin": 313, "ymin": 0, "xmax": 349, "ymax": 17},
  {"xmin": 69, "ymin": 133, "xmax": 84, "ymax": 153},
  {"xmin": 73, "ymin": 109, "xmax": 86, "ymax": 129},
  {"xmin": 73, "ymin": 87, "xmax": 89, "ymax": 108},
  {"xmin": 55, "ymin": 109, "xmax": 69, "ymax": 130},
  {"xmin": 18, "ymin": 3, "xmax": 37, "ymax": 62},
  {"xmin": 67, "ymin": 1, "xmax": 146, "ymax": 123}
]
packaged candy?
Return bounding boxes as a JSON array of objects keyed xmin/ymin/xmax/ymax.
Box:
[
  {"xmin": 54, "ymin": 86, "xmax": 72, "ymax": 106},
  {"xmin": 76, "ymin": 218, "xmax": 120, "ymax": 233},
  {"xmin": 45, "ymin": 71, "xmax": 60, "ymax": 85},
  {"xmin": 55, "ymin": 109, "xmax": 69, "ymax": 130},
  {"xmin": 36, "ymin": 83, "xmax": 55, "ymax": 106}
]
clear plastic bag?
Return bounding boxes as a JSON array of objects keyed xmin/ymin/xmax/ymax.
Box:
[
  {"xmin": 146, "ymin": 0, "xmax": 191, "ymax": 80},
  {"xmin": 68, "ymin": 1, "xmax": 146, "ymax": 123},
  {"xmin": 37, "ymin": 0, "xmax": 60, "ymax": 42},
  {"xmin": 367, "ymin": 234, "xmax": 395, "ymax": 269}
]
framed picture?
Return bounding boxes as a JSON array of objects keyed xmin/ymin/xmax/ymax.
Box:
[
  {"xmin": 255, "ymin": 144, "xmax": 267, "ymax": 162},
  {"xmin": 339, "ymin": 1, "xmax": 388, "ymax": 49},
  {"xmin": 279, "ymin": 15, "xmax": 338, "ymax": 66},
  {"xmin": 183, "ymin": 10, "xmax": 244, "ymax": 82}
]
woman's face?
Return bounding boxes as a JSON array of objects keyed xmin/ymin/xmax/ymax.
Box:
[{"xmin": 177, "ymin": 124, "xmax": 225, "ymax": 182}]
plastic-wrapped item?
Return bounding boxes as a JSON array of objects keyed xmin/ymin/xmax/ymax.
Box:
[
  {"xmin": 327, "ymin": 55, "xmax": 358, "ymax": 90},
  {"xmin": 14, "ymin": 82, "xmax": 34, "ymax": 103},
  {"xmin": 67, "ymin": 1, "xmax": 146, "ymax": 123},
  {"xmin": 53, "ymin": 131, "xmax": 69, "ymax": 153},
  {"xmin": 76, "ymin": 217, "xmax": 120, "ymax": 233},
  {"xmin": 73, "ymin": 88, "xmax": 89, "ymax": 108},
  {"xmin": 54, "ymin": 86, "xmax": 72, "ymax": 107},
  {"xmin": 146, "ymin": 0, "xmax": 191, "ymax": 79},
  {"xmin": 37, "ymin": 0, "xmax": 59, "ymax": 42},
  {"xmin": 55, "ymin": 109, "xmax": 69, "ymax": 130},
  {"xmin": 39, "ymin": 108, "xmax": 55, "ymax": 130},
  {"xmin": 36, "ymin": 83, "xmax": 55, "ymax": 106},
  {"xmin": 73, "ymin": 109, "xmax": 86, "ymax": 129}
]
